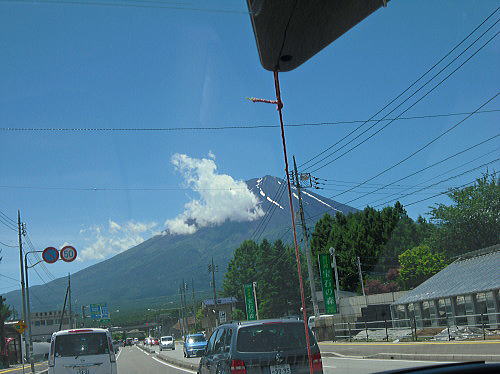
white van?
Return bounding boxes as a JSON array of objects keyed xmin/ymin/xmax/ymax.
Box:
[{"xmin": 48, "ymin": 328, "xmax": 117, "ymax": 374}]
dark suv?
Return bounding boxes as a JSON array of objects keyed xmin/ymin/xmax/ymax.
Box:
[{"xmin": 198, "ymin": 319, "xmax": 323, "ymax": 374}]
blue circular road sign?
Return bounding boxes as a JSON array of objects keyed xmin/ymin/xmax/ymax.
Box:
[{"xmin": 42, "ymin": 247, "xmax": 59, "ymax": 264}]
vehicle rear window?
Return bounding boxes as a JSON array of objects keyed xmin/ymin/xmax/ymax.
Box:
[
  {"xmin": 187, "ymin": 335, "xmax": 206, "ymax": 343},
  {"xmin": 54, "ymin": 333, "xmax": 109, "ymax": 357},
  {"xmin": 237, "ymin": 323, "xmax": 315, "ymax": 352},
  {"xmin": 162, "ymin": 337, "xmax": 173, "ymax": 341}
]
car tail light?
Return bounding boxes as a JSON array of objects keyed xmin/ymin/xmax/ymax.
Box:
[
  {"xmin": 230, "ymin": 359, "xmax": 246, "ymax": 374},
  {"xmin": 311, "ymin": 353, "xmax": 322, "ymax": 372},
  {"xmin": 108, "ymin": 336, "xmax": 116, "ymax": 363}
]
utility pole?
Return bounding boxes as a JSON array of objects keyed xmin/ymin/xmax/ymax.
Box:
[
  {"xmin": 208, "ymin": 258, "xmax": 218, "ymax": 327},
  {"xmin": 357, "ymin": 257, "xmax": 368, "ymax": 306},
  {"xmin": 17, "ymin": 211, "xmax": 29, "ymax": 368},
  {"xmin": 191, "ymin": 279, "xmax": 196, "ymax": 326},
  {"xmin": 68, "ymin": 274, "xmax": 72, "ymax": 329},
  {"xmin": 252, "ymin": 282, "xmax": 259, "ymax": 320},
  {"xmin": 329, "ymin": 247, "xmax": 341, "ymax": 307},
  {"xmin": 23, "ymin": 251, "xmax": 35, "ymax": 374},
  {"xmin": 293, "ymin": 156, "xmax": 320, "ymax": 316}
]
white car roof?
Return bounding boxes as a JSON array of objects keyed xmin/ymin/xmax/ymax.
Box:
[{"xmin": 52, "ymin": 328, "xmax": 110, "ymax": 337}]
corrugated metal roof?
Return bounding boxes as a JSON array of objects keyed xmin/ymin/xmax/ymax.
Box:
[{"xmin": 393, "ymin": 244, "xmax": 500, "ymax": 305}]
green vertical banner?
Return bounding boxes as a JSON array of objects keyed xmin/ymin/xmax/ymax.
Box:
[
  {"xmin": 318, "ymin": 253, "xmax": 338, "ymax": 314},
  {"xmin": 243, "ymin": 283, "xmax": 257, "ymax": 320}
]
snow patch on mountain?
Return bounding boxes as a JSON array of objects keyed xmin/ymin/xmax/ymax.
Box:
[{"xmin": 302, "ymin": 190, "xmax": 341, "ymax": 212}]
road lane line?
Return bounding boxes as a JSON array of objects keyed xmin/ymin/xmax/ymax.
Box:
[
  {"xmin": 116, "ymin": 348, "xmax": 122, "ymax": 360},
  {"xmin": 323, "ymin": 357, "xmax": 451, "ymax": 364},
  {"xmin": 0, "ymin": 362, "xmax": 46, "ymax": 374},
  {"xmin": 320, "ymin": 340, "xmax": 500, "ymax": 346},
  {"xmin": 151, "ymin": 356, "xmax": 197, "ymax": 373}
]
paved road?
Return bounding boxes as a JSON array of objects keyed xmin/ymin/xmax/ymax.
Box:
[
  {"xmin": 118, "ymin": 345, "xmax": 196, "ymax": 374},
  {"xmin": 319, "ymin": 340, "xmax": 500, "ymax": 358},
  {"xmin": 118, "ymin": 344, "xmax": 439, "ymax": 374}
]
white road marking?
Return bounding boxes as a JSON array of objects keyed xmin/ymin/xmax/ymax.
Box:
[
  {"xmin": 323, "ymin": 357, "xmax": 450, "ymax": 364},
  {"xmin": 151, "ymin": 356, "xmax": 197, "ymax": 373},
  {"xmin": 116, "ymin": 348, "xmax": 122, "ymax": 360}
]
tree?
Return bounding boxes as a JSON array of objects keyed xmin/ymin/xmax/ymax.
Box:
[
  {"xmin": 222, "ymin": 239, "xmax": 307, "ymax": 319},
  {"xmin": 231, "ymin": 309, "xmax": 245, "ymax": 321},
  {"xmin": 1, "ymin": 296, "xmax": 12, "ymax": 367},
  {"xmin": 398, "ymin": 245, "xmax": 448, "ymax": 289},
  {"xmin": 324, "ymin": 205, "xmax": 403, "ymax": 292},
  {"xmin": 222, "ymin": 240, "xmax": 261, "ymax": 301},
  {"xmin": 428, "ymin": 173, "xmax": 499, "ymax": 256}
]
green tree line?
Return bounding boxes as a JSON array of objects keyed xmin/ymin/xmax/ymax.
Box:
[{"xmin": 223, "ymin": 173, "xmax": 498, "ymax": 315}]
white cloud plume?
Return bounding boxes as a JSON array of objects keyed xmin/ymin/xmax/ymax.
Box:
[
  {"xmin": 165, "ymin": 153, "xmax": 264, "ymax": 235},
  {"xmin": 79, "ymin": 219, "xmax": 158, "ymax": 261}
]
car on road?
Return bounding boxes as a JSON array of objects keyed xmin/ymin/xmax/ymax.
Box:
[
  {"xmin": 184, "ymin": 333, "xmax": 208, "ymax": 358},
  {"xmin": 124, "ymin": 337, "xmax": 133, "ymax": 346},
  {"xmin": 48, "ymin": 328, "xmax": 117, "ymax": 374},
  {"xmin": 160, "ymin": 335, "xmax": 175, "ymax": 351},
  {"xmin": 198, "ymin": 319, "xmax": 323, "ymax": 374},
  {"xmin": 152, "ymin": 338, "xmax": 159, "ymax": 345}
]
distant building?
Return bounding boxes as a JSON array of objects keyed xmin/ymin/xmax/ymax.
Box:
[
  {"xmin": 201, "ymin": 297, "xmax": 239, "ymax": 333},
  {"xmin": 391, "ymin": 244, "xmax": 500, "ymax": 329},
  {"xmin": 30, "ymin": 310, "xmax": 79, "ymax": 341}
]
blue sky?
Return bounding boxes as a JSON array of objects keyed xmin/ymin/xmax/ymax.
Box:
[{"xmin": 1, "ymin": 0, "xmax": 498, "ymax": 293}]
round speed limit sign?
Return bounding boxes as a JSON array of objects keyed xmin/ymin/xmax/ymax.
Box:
[{"xmin": 60, "ymin": 245, "xmax": 77, "ymax": 262}]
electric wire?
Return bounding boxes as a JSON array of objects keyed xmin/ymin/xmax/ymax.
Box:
[
  {"xmin": 308, "ymin": 27, "xmax": 500, "ymax": 174},
  {"xmin": 335, "ymin": 92, "xmax": 499, "ymax": 203},
  {"xmin": 331, "ymin": 132, "xmax": 500, "ymax": 203},
  {"xmin": 368, "ymin": 146, "xmax": 500, "ymax": 207},
  {"xmin": 1, "ymin": 110, "xmax": 498, "ymax": 133},
  {"xmin": 371, "ymin": 157, "xmax": 499, "ymax": 208},
  {"xmin": 299, "ymin": 6, "xmax": 499, "ymax": 169},
  {"xmin": 0, "ymin": 0, "xmax": 250, "ymax": 14}
]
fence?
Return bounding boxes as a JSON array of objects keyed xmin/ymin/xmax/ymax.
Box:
[{"xmin": 313, "ymin": 312, "xmax": 500, "ymax": 342}]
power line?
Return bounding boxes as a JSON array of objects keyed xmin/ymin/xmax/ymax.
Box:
[
  {"xmin": 1, "ymin": 109, "xmax": 498, "ymax": 133},
  {"xmin": 0, "ymin": 0, "xmax": 250, "ymax": 14},
  {"xmin": 255, "ymin": 183, "xmax": 287, "ymax": 242},
  {"xmin": 336, "ymin": 92, "xmax": 499, "ymax": 203},
  {"xmin": 308, "ymin": 26, "xmax": 500, "ymax": 173},
  {"xmin": 0, "ymin": 185, "xmax": 249, "ymax": 192},
  {"xmin": 337, "ymin": 132, "xmax": 500, "ymax": 204},
  {"xmin": 0, "ymin": 209, "xmax": 16, "ymax": 224},
  {"xmin": 368, "ymin": 146, "xmax": 500, "ymax": 207},
  {"xmin": 249, "ymin": 181, "xmax": 285, "ymax": 241},
  {"xmin": 372, "ymin": 158, "xmax": 499, "ymax": 207},
  {"xmin": 0, "ymin": 273, "xmax": 20, "ymax": 284},
  {"xmin": 299, "ymin": 7, "xmax": 499, "ymax": 169},
  {"xmin": 0, "ymin": 240, "xmax": 17, "ymax": 247},
  {"xmin": 404, "ymin": 179, "xmax": 480, "ymax": 207}
]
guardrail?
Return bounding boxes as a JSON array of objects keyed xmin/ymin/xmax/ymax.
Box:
[{"xmin": 314, "ymin": 312, "xmax": 500, "ymax": 342}]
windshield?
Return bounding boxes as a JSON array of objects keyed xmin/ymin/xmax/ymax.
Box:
[
  {"xmin": 1, "ymin": 1, "xmax": 498, "ymax": 373},
  {"xmin": 187, "ymin": 336, "xmax": 206, "ymax": 344},
  {"xmin": 237, "ymin": 323, "xmax": 315, "ymax": 352},
  {"xmin": 54, "ymin": 333, "xmax": 109, "ymax": 357}
]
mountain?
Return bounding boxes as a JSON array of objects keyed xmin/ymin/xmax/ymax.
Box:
[{"xmin": 4, "ymin": 176, "xmax": 357, "ymax": 313}]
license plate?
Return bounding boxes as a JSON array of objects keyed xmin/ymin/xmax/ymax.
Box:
[
  {"xmin": 270, "ymin": 364, "xmax": 291, "ymax": 374},
  {"xmin": 76, "ymin": 369, "xmax": 89, "ymax": 374}
]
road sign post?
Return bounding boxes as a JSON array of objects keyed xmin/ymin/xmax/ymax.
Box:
[
  {"xmin": 14, "ymin": 321, "xmax": 27, "ymax": 334},
  {"xmin": 318, "ymin": 253, "xmax": 337, "ymax": 314},
  {"xmin": 60, "ymin": 246, "xmax": 77, "ymax": 262},
  {"xmin": 42, "ymin": 247, "xmax": 59, "ymax": 264},
  {"xmin": 243, "ymin": 284, "xmax": 257, "ymax": 320}
]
